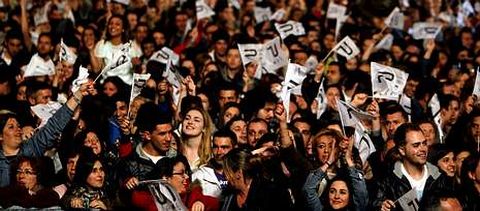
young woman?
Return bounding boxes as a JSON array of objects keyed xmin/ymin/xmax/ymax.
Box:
[
  {"xmin": 62, "ymin": 152, "xmax": 110, "ymax": 210},
  {"xmin": 180, "ymin": 107, "xmax": 214, "ymax": 170}
]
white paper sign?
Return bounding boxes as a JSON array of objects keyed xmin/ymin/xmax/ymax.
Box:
[
  {"xmin": 397, "ymin": 189, "xmax": 419, "ymax": 211},
  {"xmin": 316, "ymin": 78, "xmax": 327, "ymax": 119},
  {"xmin": 399, "ymin": 94, "xmax": 412, "ymax": 115},
  {"xmin": 237, "ymin": 43, "xmax": 263, "ymax": 67},
  {"xmin": 59, "ymin": 39, "xmax": 77, "ymax": 64},
  {"xmin": 428, "ymin": 93, "xmax": 444, "ymax": 142},
  {"xmin": 130, "ymin": 73, "xmax": 151, "ymax": 102},
  {"xmin": 334, "ymin": 36, "xmax": 360, "ymax": 60},
  {"xmin": 275, "ymin": 21, "xmax": 305, "ymax": 40},
  {"xmin": 24, "ymin": 54, "xmax": 55, "ymax": 77},
  {"xmin": 385, "ymin": 7, "xmax": 404, "ymax": 30},
  {"xmin": 71, "ymin": 66, "xmax": 90, "ymax": 93},
  {"xmin": 374, "ymin": 34, "xmax": 394, "ymax": 51},
  {"xmin": 31, "ymin": 101, "xmax": 62, "ymax": 128},
  {"xmin": 259, "ymin": 37, "xmax": 288, "ymax": 74},
  {"xmin": 149, "ymin": 47, "xmax": 180, "ymax": 66},
  {"xmin": 270, "ymin": 9, "xmax": 286, "ymax": 22},
  {"xmin": 473, "ymin": 69, "xmax": 480, "ymax": 102},
  {"xmin": 196, "ymin": 0, "xmax": 215, "ymax": 20},
  {"xmin": 370, "ymin": 62, "xmax": 409, "ymax": 100},
  {"xmin": 254, "ymin": 7, "xmax": 272, "ymax": 24},
  {"xmin": 145, "ymin": 180, "xmax": 188, "ymax": 211},
  {"xmin": 411, "ymin": 22, "xmax": 442, "ymax": 40},
  {"xmin": 326, "ymin": 2, "xmax": 346, "ymax": 19},
  {"xmin": 354, "ymin": 124, "xmax": 376, "ymax": 164}
]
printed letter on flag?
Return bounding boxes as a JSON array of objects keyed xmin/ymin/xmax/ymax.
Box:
[
  {"xmin": 397, "ymin": 189, "xmax": 419, "ymax": 211},
  {"xmin": 326, "ymin": 2, "xmax": 346, "ymax": 19},
  {"xmin": 370, "ymin": 62, "xmax": 409, "ymax": 100},
  {"xmin": 196, "ymin": 0, "xmax": 215, "ymax": 20},
  {"xmin": 316, "ymin": 78, "xmax": 327, "ymax": 119},
  {"xmin": 384, "ymin": 7, "xmax": 404, "ymax": 30},
  {"xmin": 275, "ymin": 21, "xmax": 305, "ymax": 40},
  {"xmin": 254, "ymin": 7, "xmax": 272, "ymax": 24},
  {"xmin": 428, "ymin": 93, "xmax": 444, "ymax": 142},
  {"xmin": 130, "ymin": 73, "xmax": 151, "ymax": 102},
  {"xmin": 374, "ymin": 34, "xmax": 394, "ymax": 51},
  {"xmin": 411, "ymin": 22, "xmax": 442, "ymax": 40},
  {"xmin": 260, "ymin": 37, "xmax": 288, "ymax": 74},
  {"xmin": 334, "ymin": 36, "xmax": 360, "ymax": 60},
  {"xmin": 31, "ymin": 101, "xmax": 63, "ymax": 128},
  {"xmin": 60, "ymin": 39, "xmax": 77, "ymax": 64},
  {"xmin": 71, "ymin": 66, "xmax": 90, "ymax": 93}
]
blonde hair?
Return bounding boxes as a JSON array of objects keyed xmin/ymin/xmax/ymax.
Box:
[{"xmin": 182, "ymin": 107, "xmax": 215, "ymax": 167}]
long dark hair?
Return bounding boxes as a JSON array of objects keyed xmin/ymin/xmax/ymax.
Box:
[
  {"xmin": 105, "ymin": 15, "xmax": 129, "ymax": 43},
  {"xmin": 321, "ymin": 174, "xmax": 355, "ymax": 211},
  {"xmin": 73, "ymin": 149, "xmax": 105, "ymax": 188}
]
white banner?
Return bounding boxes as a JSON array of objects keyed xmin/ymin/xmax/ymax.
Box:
[
  {"xmin": 229, "ymin": 0, "xmax": 240, "ymax": 10},
  {"xmin": 196, "ymin": 0, "xmax": 215, "ymax": 20},
  {"xmin": 305, "ymin": 55, "xmax": 318, "ymax": 74},
  {"xmin": 326, "ymin": 2, "xmax": 346, "ymax": 19},
  {"xmin": 237, "ymin": 43, "xmax": 263, "ymax": 67},
  {"xmin": 284, "ymin": 63, "xmax": 308, "ymax": 92},
  {"xmin": 275, "ymin": 21, "xmax": 305, "ymax": 40},
  {"xmin": 333, "ymin": 36, "xmax": 360, "ymax": 60},
  {"xmin": 59, "ymin": 39, "xmax": 77, "ymax": 64},
  {"xmin": 145, "ymin": 180, "xmax": 188, "ymax": 211},
  {"xmin": 130, "ymin": 73, "xmax": 151, "ymax": 102},
  {"xmin": 399, "ymin": 94, "xmax": 412, "ymax": 115},
  {"xmin": 473, "ymin": 68, "xmax": 480, "ymax": 102},
  {"xmin": 370, "ymin": 62, "xmax": 409, "ymax": 100},
  {"xmin": 259, "ymin": 37, "xmax": 288, "ymax": 74},
  {"xmin": 374, "ymin": 34, "xmax": 394, "ymax": 51},
  {"xmin": 428, "ymin": 93, "xmax": 444, "ymax": 142},
  {"xmin": 411, "ymin": 22, "xmax": 442, "ymax": 40},
  {"xmin": 24, "ymin": 54, "xmax": 55, "ymax": 77},
  {"xmin": 397, "ymin": 189, "xmax": 419, "ymax": 211},
  {"xmin": 254, "ymin": 7, "xmax": 272, "ymax": 24},
  {"xmin": 385, "ymin": 7, "xmax": 404, "ymax": 30},
  {"xmin": 280, "ymin": 85, "xmax": 291, "ymax": 123},
  {"xmin": 71, "ymin": 66, "xmax": 90, "ymax": 93},
  {"xmin": 354, "ymin": 125, "xmax": 376, "ymax": 164},
  {"xmin": 100, "ymin": 42, "xmax": 133, "ymax": 83},
  {"xmin": 31, "ymin": 101, "xmax": 62, "ymax": 128},
  {"xmin": 316, "ymin": 78, "xmax": 327, "ymax": 119},
  {"xmin": 149, "ymin": 47, "xmax": 180, "ymax": 66},
  {"xmin": 335, "ymin": 15, "xmax": 349, "ymax": 40},
  {"xmin": 270, "ymin": 9, "xmax": 286, "ymax": 22}
]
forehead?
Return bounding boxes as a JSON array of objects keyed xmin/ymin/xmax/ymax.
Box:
[
  {"xmin": 294, "ymin": 121, "xmax": 310, "ymax": 129},
  {"xmin": 214, "ymin": 137, "xmax": 233, "ymax": 145},
  {"xmin": 405, "ymin": 130, "xmax": 425, "ymax": 144},
  {"xmin": 316, "ymin": 135, "xmax": 334, "ymax": 144},
  {"xmin": 219, "ymin": 90, "xmax": 236, "ymax": 96},
  {"xmin": 331, "ymin": 180, "xmax": 348, "ymax": 189},
  {"xmin": 248, "ymin": 121, "xmax": 267, "ymax": 130},
  {"xmin": 186, "ymin": 109, "xmax": 203, "ymax": 118},
  {"xmin": 419, "ymin": 122, "xmax": 434, "ymax": 129},
  {"xmin": 386, "ymin": 112, "xmax": 405, "ymax": 121},
  {"xmin": 19, "ymin": 161, "xmax": 33, "ymax": 169},
  {"xmin": 225, "ymin": 107, "xmax": 240, "ymax": 113},
  {"xmin": 473, "ymin": 116, "xmax": 480, "ymax": 123},
  {"xmin": 154, "ymin": 123, "xmax": 172, "ymax": 132},
  {"xmin": 231, "ymin": 120, "xmax": 246, "ymax": 127}
]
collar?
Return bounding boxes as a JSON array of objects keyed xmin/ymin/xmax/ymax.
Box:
[{"xmin": 393, "ymin": 161, "xmax": 441, "ymax": 180}]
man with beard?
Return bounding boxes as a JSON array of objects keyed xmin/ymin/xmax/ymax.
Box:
[
  {"xmin": 374, "ymin": 123, "xmax": 453, "ymax": 211},
  {"xmin": 191, "ymin": 129, "xmax": 236, "ymax": 200}
]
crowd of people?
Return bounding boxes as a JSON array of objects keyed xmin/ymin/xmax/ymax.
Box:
[{"xmin": 0, "ymin": 0, "xmax": 479, "ymax": 210}]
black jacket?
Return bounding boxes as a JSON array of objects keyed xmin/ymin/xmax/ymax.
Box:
[{"xmin": 372, "ymin": 161, "xmax": 454, "ymax": 210}]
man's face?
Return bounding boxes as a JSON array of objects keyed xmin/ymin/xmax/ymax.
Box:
[
  {"xmin": 135, "ymin": 26, "xmax": 148, "ymax": 43},
  {"xmin": 6, "ymin": 38, "xmax": 22, "ymax": 57},
  {"xmin": 326, "ymin": 65, "xmax": 341, "ymax": 85},
  {"xmin": 214, "ymin": 40, "xmax": 228, "ymax": 56},
  {"xmin": 212, "ymin": 137, "xmax": 234, "ymax": 162},
  {"xmin": 385, "ymin": 112, "xmax": 406, "ymax": 139},
  {"xmin": 404, "ymin": 79, "xmax": 419, "ymax": 98},
  {"xmin": 115, "ymin": 101, "xmax": 128, "ymax": 118},
  {"xmin": 247, "ymin": 121, "xmax": 268, "ymax": 147},
  {"xmin": 175, "ymin": 14, "xmax": 188, "ymax": 32},
  {"xmin": 256, "ymin": 102, "xmax": 275, "ymax": 122},
  {"xmin": 66, "ymin": 155, "xmax": 79, "ymax": 182},
  {"xmin": 148, "ymin": 124, "xmax": 173, "ymax": 154},
  {"xmin": 30, "ymin": 89, "xmax": 52, "ymax": 105},
  {"xmin": 294, "ymin": 121, "xmax": 311, "ymax": 147},
  {"xmin": 294, "ymin": 52, "xmax": 308, "ymax": 66},
  {"xmin": 471, "ymin": 116, "xmax": 480, "ymax": 139},
  {"xmin": 441, "ymin": 100, "xmax": 460, "ymax": 126},
  {"xmin": 37, "ymin": 35, "xmax": 53, "ymax": 56},
  {"xmin": 218, "ymin": 90, "xmax": 237, "ymax": 110},
  {"xmin": 400, "ymin": 130, "xmax": 428, "ymax": 166},
  {"xmin": 419, "ymin": 122, "xmax": 436, "ymax": 147},
  {"xmin": 226, "ymin": 49, "xmax": 241, "ymax": 70}
]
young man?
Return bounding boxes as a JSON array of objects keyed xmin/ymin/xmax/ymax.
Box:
[
  {"xmin": 374, "ymin": 123, "xmax": 453, "ymax": 211},
  {"xmin": 191, "ymin": 129, "xmax": 236, "ymax": 199}
]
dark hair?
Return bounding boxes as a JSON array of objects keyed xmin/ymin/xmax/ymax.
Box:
[
  {"xmin": 382, "ymin": 102, "xmax": 408, "ymax": 121},
  {"xmin": 439, "ymin": 94, "xmax": 460, "ymax": 110},
  {"xmin": 135, "ymin": 102, "xmax": 172, "ymax": 133},
  {"xmin": 255, "ymin": 133, "xmax": 278, "ymax": 149},
  {"xmin": 73, "ymin": 150, "xmax": 105, "ymax": 187},
  {"xmin": 213, "ymin": 129, "xmax": 238, "ymax": 147},
  {"xmin": 223, "ymin": 148, "xmax": 263, "ymax": 180},
  {"xmin": 393, "ymin": 123, "xmax": 422, "ymax": 147},
  {"xmin": 0, "ymin": 110, "xmax": 17, "ymax": 132},
  {"xmin": 147, "ymin": 155, "xmax": 191, "ymax": 180},
  {"xmin": 105, "ymin": 15, "xmax": 129, "ymax": 43},
  {"xmin": 25, "ymin": 81, "xmax": 52, "ymax": 100},
  {"xmin": 321, "ymin": 175, "xmax": 355, "ymax": 210},
  {"xmin": 13, "ymin": 156, "xmax": 55, "ymax": 187},
  {"xmin": 428, "ymin": 144, "xmax": 453, "ymax": 166}
]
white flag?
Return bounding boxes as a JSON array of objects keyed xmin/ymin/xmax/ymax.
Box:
[
  {"xmin": 130, "ymin": 73, "xmax": 151, "ymax": 102},
  {"xmin": 428, "ymin": 93, "xmax": 444, "ymax": 142},
  {"xmin": 280, "ymin": 85, "xmax": 291, "ymax": 123},
  {"xmin": 24, "ymin": 54, "xmax": 56, "ymax": 77},
  {"xmin": 59, "ymin": 39, "xmax": 77, "ymax": 64},
  {"xmin": 333, "ymin": 36, "xmax": 360, "ymax": 60},
  {"xmin": 71, "ymin": 66, "xmax": 90, "ymax": 93},
  {"xmin": 473, "ymin": 68, "xmax": 480, "ymax": 102},
  {"xmin": 145, "ymin": 180, "xmax": 188, "ymax": 211},
  {"xmin": 284, "ymin": 63, "xmax": 308, "ymax": 92},
  {"xmin": 370, "ymin": 62, "xmax": 409, "ymax": 100},
  {"xmin": 237, "ymin": 43, "xmax": 263, "ymax": 66},
  {"xmin": 411, "ymin": 22, "xmax": 442, "ymax": 40},
  {"xmin": 254, "ymin": 7, "xmax": 272, "ymax": 24},
  {"xmin": 335, "ymin": 15, "xmax": 349, "ymax": 40},
  {"xmin": 316, "ymin": 78, "xmax": 327, "ymax": 119},
  {"xmin": 270, "ymin": 9, "xmax": 286, "ymax": 22},
  {"xmin": 354, "ymin": 124, "xmax": 376, "ymax": 164},
  {"xmin": 385, "ymin": 7, "xmax": 404, "ymax": 30},
  {"xmin": 463, "ymin": 0, "xmax": 475, "ymax": 16},
  {"xmin": 149, "ymin": 47, "xmax": 180, "ymax": 66},
  {"xmin": 274, "ymin": 21, "xmax": 305, "ymax": 40},
  {"xmin": 99, "ymin": 42, "xmax": 133, "ymax": 84},
  {"xmin": 397, "ymin": 189, "xmax": 419, "ymax": 211},
  {"xmin": 305, "ymin": 55, "xmax": 318, "ymax": 74},
  {"xmin": 196, "ymin": 0, "xmax": 215, "ymax": 20},
  {"xmin": 162, "ymin": 65, "xmax": 183, "ymax": 106},
  {"xmin": 326, "ymin": 2, "xmax": 346, "ymax": 19},
  {"xmin": 374, "ymin": 34, "xmax": 394, "ymax": 51},
  {"xmin": 337, "ymin": 100, "xmax": 359, "ymax": 128},
  {"xmin": 229, "ymin": 0, "xmax": 241, "ymax": 10},
  {"xmin": 399, "ymin": 94, "xmax": 412, "ymax": 115},
  {"xmin": 259, "ymin": 37, "xmax": 289, "ymax": 74},
  {"xmin": 31, "ymin": 101, "xmax": 62, "ymax": 128}
]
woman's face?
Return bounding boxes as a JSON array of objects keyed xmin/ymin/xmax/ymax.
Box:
[
  {"xmin": 108, "ymin": 17, "xmax": 124, "ymax": 38},
  {"xmin": 86, "ymin": 161, "xmax": 105, "ymax": 189},
  {"xmin": 84, "ymin": 132, "xmax": 102, "ymax": 155},
  {"xmin": 182, "ymin": 110, "xmax": 205, "ymax": 137},
  {"xmin": 169, "ymin": 162, "xmax": 189, "ymax": 194},
  {"xmin": 16, "ymin": 85, "xmax": 26, "ymax": 101},
  {"xmin": 230, "ymin": 120, "xmax": 247, "ymax": 144},
  {"xmin": 437, "ymin": 152, "xmax": 456, "ymax": 177},
  {"xmin": 223, "ymin": 106, "xmax": 240, "ymax": 125},
  {"xmin": 61, "ymin": 61, "xmax": 74, "ymax": 79},
  {"xmin": 326, "ymin": 87, "xmax": 340, "ymax": 110},
  {"xmin": 198, "ymin": 93, "xmax": 210, "ymax": 111},
  {"xmin": 2, "ymin": 118, "xmax": 22, "ymax": 148},
  {"xmin": 315, "ymin": 135, "xmax": 334, "ymax": 165},
  {"xmin": 329, "ymin": 180, "xmax": 350, "ymax": 210},
  {"xmin": 103, "ymin": 81, "xmax": 118, "ymax": 97},
  {"xmin": 16, "ymin": 161, "xmax": 38, "ymax": 191}
]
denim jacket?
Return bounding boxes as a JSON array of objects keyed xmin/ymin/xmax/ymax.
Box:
[
  {"xmin": 302, "ymin": 166, "xmax": 368, "ymax": 211},
  {"xmin": 0, "ymin": 105, "xmax": 73, "ymax": 187}
]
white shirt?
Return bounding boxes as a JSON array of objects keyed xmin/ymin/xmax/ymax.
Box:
[
  {"xmin": 141, "ymin": 147, "xmax": 164, "ymax": 164},
  {"xmin": 401, "ymin": 164, "xmax": 429, "ymax": 200}
]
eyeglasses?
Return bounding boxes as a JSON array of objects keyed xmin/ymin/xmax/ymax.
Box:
[
  {"xmin": 17, "ymin": 169, "xmax": 36, "ymax": 175},
  {"xmin": 172, "ymin": 171, "xmax": 189, "ymax": 178}
]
